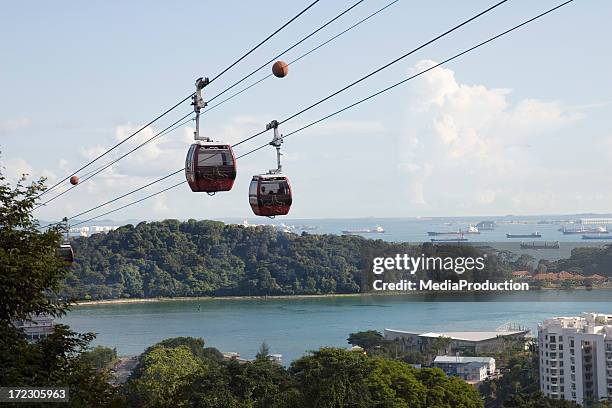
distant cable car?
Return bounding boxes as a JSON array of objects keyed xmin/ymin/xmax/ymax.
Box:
[
  {"xmin": 249, "ymin": 120, "xmax": 292, "ymax": 217},
  {"xmin": 57, "ymin": 217, "xmax": 74, "ymax": 265},
  {"xmin": 185, "ymin": 77, "xmax": 237, "ymax": 194},
  {"xmin": 58, "ymin": 243, "xmax": 74, "ymax": 264}
]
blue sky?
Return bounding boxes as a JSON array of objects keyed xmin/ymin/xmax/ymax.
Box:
[{"xmin": 1, "ymin": 0, "xmax": 610, "ymax": 222}]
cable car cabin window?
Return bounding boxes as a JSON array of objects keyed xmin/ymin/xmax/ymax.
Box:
[
  {"xmin": 186, "ymin": 146, "xmax": 196, "ymax": 172},
  {"xmin": 197, "ymin": 149, "xmax": 231, "ymax": 167},
  {"xmin": 260, "ymin": 181, "xmax": 288, "ymax": 195},
  {"xmin": 249, "ymin": 179, "xmax": 258, "ymax": 205},
  {"xmin": 249, "ymin": 179, "xmax": 258, "ymax": 196}
]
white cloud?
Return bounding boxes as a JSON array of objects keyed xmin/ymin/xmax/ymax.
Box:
[
  {"xmin": 0, "ymin": 118, "xmax": 31, "ymax": 136},
  {"xmin": 3, "ymin": 157, "xmax": 33, "ymax": 182},
  {"xmin": 399, "ymin": 60, "xmax": 585, "ymax": 214}
]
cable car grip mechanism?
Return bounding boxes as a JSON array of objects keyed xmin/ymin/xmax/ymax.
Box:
[
  {"xmin": 192, "ymin": 77, "xmax": 210, "ymax": 142},
  {"xmin": 266, "ymin": 120, "xmax": 283, "ymax": 174}
]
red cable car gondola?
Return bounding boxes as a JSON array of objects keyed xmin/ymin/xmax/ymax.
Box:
[
  {"xmin": 249, "ymin": 174, "xmax": 292, "ymax": 217},
  {"xmin": 249, "ymin": 120, "xmax": 292, "ymax": 217},
  {"xmin": 184, "ymin": 77, "xmax": 237, "ymax": 194},
  {"xmin": 185, "ymin": 142, "xmax": 236, "ymax": 193}
]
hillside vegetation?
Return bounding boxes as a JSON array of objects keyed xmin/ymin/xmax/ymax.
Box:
[{"xmin": 62, "ymin": 219, "xmax": 509, "ymax": 300}]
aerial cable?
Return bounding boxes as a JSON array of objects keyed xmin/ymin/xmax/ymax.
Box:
[
  {"xmin": 45, "ymin": 169, "xmax": 185, "ymax": 228},
  {"xmin": 38, "ymin": 95, "xmax": 194, "ymax": 199},
  {"xmin": 50, "ymin": 0, "xmax": 511, "ymax": 222},
  {"xmin": 207, "ymin": 0, "xmax": 322, "ymax": 85},
  {"xmin": 53, "ymin": 0, "xmax": 573, "ymax": 226},
  {"xmin": 238, "ymin": 0, "xmax": 576, "ymax": 158},
  {"xmin": 68, "ymin": 0, "xmax": 400, "ymax": 194},
  {"xmin": 38, "ymin": 0, "xmax": 321, "ymax": 199},
  {"xmin": 202, "ymin": 0, "xmax": 400, "ymax": 116},
  {"xmin": 208, "ymin": 0, "xmax": 366, "ymax": 103},
  {"xmin": 78, "ymin": 114, "xmax": 192, "ymax": 180},
  {"xmin": 233, "ymin": 0, "xmax": 511, "ymax": 148},
  {"xmin": 68, "ymin": 180, "xmax": 186, "ymax": 228},
  {"xmin": 50, "ymin": 0, "xmax": 375, "ymax": 199},
  {"xmin": 40, "ymin": 1, "xmax": 398, "ymax": 202},
  {"xmin": 33, "ymin": 113, "xmax": 194, "ymax": 210}
]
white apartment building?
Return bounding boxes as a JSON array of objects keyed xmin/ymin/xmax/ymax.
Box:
[
  {"xmin": 539, "ymin": 313, "xmax": 612, "ymax": 405},
  {"xmin": 13, "ymin": 314, "xmax": 55, "ymax": 342},
  {"xmin": 433, "ymin": 356, "xmax": 495, "ymax": 383}
]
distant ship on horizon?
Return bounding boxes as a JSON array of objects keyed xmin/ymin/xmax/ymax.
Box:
[
  {"xmin": 428, "ymin": 226, "xmax": 479, "ymax": 236},
  {"xmin": 506, "ymin": 232, "xmax": 542, "ymax": 238},
  {"xmin": 582, "ymin": 234, "xmax": 612, "ymax": 240},
  {"xmin": 342, "ymin": 225, "xmax": 385, "ymax": 235},
  {"xmin": 520, "ymin": 241, "xmax": 560, "ymax": 250},
  {"xmin": 430, "ymin": 237, "xmax": 468, "ymax": 242},
  {"xmin": 559, "ymin": 226, "xmax": 608, "ymax": 235}
]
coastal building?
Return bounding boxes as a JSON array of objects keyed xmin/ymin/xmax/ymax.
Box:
[
  {"xmin": 531, "ymin": 272, "xmax": 606, "ymax": 284},
  {"xmin": 268, "ymin": 354, "xmax": 283, "ymax": 365},
  {"xmin": 538, "ymin": 313, "xmax": 612, "ymax": 405},
  {"xmin": 384, "ymin": 327, "xmax": 529, "ymax": 354},
  {"xmin": 433, "ymin": 356, "xmax": 495, "ymax": 383},
  {"xmin": 13, "ymin": 314, "xmax": 55, "ymax": 342},
  {"xmin": 512, "ymin": 270, "xmax": 531, "ymax": 279},
  {"xmin": 580, "ymin": 218, "xmax": 612, "ymax": 226},
  {"xmin": 68, "ymin": 225, "xmax": 119, "ymax": 238}
]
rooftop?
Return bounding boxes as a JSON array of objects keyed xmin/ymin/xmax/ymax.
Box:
[
  {"xmin": 540, "ymin": 312, "xmax": 612, "ymax": 332},
  {"xmin": 434, "ymin": 356, "xmax": 494, "ymax": 364},
  {"xmin": 385, "ymin": 328, "xmax": 529, "ymax": 342}
]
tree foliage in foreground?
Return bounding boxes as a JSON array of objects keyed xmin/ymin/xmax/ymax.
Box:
[
  {"xmin": 0, "ymin": 169, "xmax": 120, "ymax": 406},
  {"xmin": 125, "ymin": 340, "xmax": 484, "ymax": 408}
]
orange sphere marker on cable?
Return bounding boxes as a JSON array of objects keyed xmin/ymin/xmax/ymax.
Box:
[
  {"xmin": 69, "ymin": 175, "xmax": 79, "ymax": 185},
  {"xmin": 272, "ymin": 60, "xmax": 289, "ymax": 78}
]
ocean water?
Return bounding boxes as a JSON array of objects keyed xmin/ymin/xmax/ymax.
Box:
[
  {"xmin": 218, "ymin": 216, "xmax": 611, "ymax": 261},
  {"xmin": 62, "ymin": 291, "xmax": 612, "ymax": 363},
  {"xmin": 61, "ymin": 217, "xmax": 612, "ymax": 362},
  {"xmin": 223, "ymin": 215, "xmax": 609, "ymax": 244}
]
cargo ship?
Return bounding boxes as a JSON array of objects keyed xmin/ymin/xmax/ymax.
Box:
[
  {"xmin": 506, "ymin": 232, "xmax": 542, "ymax": 238},
  {"xmin": 342, "ymin": 226, "xmax": 385, "ymax": 234},
  {"xmin": 582, "ymin": 234, "xmax": 612, "ymax": 240},
  {"xmin": 430, "ymin": 237, "xmax": 468, "ymax": 242},
  {"xmin": 560, "ymin": 226, "xmax": 608, "ymax": 235},
  {"xmin": 428, "ymin": 226, "xmax": 479, "ymax": 236},
  {"xmin": 520, "ymin": 241, "xmax": 560, "ymax": 250},
  {"xmin": 428, "ymin": 231, "xmax": 460, "ymax": 236}
]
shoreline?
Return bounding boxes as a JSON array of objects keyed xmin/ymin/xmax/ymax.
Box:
[
  {"xmin": 73, "ymin": 286, "xmax": 612, "ymax": 306},
  {"xmin": 74, "ymin": 293, "xmax": 366, "ymax": 306}
]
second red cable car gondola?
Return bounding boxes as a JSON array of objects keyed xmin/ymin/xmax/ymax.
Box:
[
  {"xmin": 249, "ymin": 174, "xmax": 292, "ymax": 217},
  {"xmin": 249, "ymin": 120, "xmax": 292, "ymax": 217},
  {"xmin": 185, "ymin": 77, "xmax": 237, "ymax": 194}
]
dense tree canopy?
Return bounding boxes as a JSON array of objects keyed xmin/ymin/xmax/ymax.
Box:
[
  {"xmin": 62, "ymin": 220, "xmax": 510, "ymax": 300},
  {"xmin": 126, "ymin": 341, "xmax": 484, "ymax": 408},
  {"xmin": 549, "ymin": 245, "xmax": 612, "ymax": 276}
]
